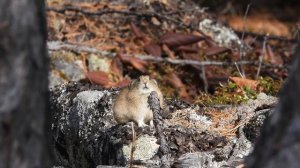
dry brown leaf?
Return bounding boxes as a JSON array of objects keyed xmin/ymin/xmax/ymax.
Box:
[
  {"xmin": 165, "ymin": 72, "xmax": 192, "ymax": 103},
  {"xmin": 119, "ymin": 54, "xmax": 148, "ymax": 73},
  {"xmin": 129, "ymin": 59, "xmax": 147, "ymax": 73},
  {"xmin": 181, "ymin": 52, "xmax": 201, "ymax": 63},
  {"xmin": 78, "ymin": 2, "xmax": 98, "ymax": 9},
  {"xmin": 266, "ymin": 44, "xmax": 283, "ymax": 65},
  {"xmin": 115, "ymin": 78, "xmax": 131, "ymax": 87},
  {"xmin": 225, "ymin": 13, "xmax": 291, "ymax": 38},
  {"xmin": 162, "ymin": 44, "xmax": 176, "ymax": 59},
  {"xmin": 161, "ymin": 32, "xmax": 204, "ymax": 47},
  {"xmin": 205, "ymin": 46, "xmax": 230, "ymax": 56},
  {"xmin": 229, "ymin": 77, "xmax": 258, "ymax": 90},
  {"xmin": 166, "ymin": 72, "xmax": 184, "ymax": 89},
  {"xmin": 85, "ymin": 71, "xmax": 113, "ymax": 87},
  {"xmin": 97, "ymin": 44, "xmax": 119, "ymax": 51},
  {"xmin": 110, "ymin": 56, "xmax": 123, "ymax": 78},
  {"xmin": 130, "ymin": 22, "xmax": 145, "ymax": 39},
  {"xmin": 144, "ymin": 43, "xmax": 162, "ymax": 57},
  {"xmin": 151, "ymin": 17, "xmax": 161, "ymax": 26},
  {"xmin": 177, "ymin": 45, "xmax": 199, "ymax": 53},
  {"xmin": 109, "ymin": 4, "xmax": 127, "ymax": 11}
]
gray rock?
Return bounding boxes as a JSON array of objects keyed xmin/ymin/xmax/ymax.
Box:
[
  {"xmin": 50, "ymin": 82, "xmax": 158, "ymax": 167},
  {"xmin": 96, "ymin": 166, "xmax": 125, "ymax": 168},
  {"xmin": 50, "ymin": 82, "xmax": 276, "ymax": 168},
  {"xmin": 173, "ymin": 152, "xmax": 227, "ymax": 168},
  {"xmin": 49, "ymin": 71, "xmax": 66, "ymax": 88},
  {"xmin": 199, "ymin": 19, "xmax": 250, "ymax": 52},
  {"xmin": 52, "ymin": 59, "xmax": 85, "ymax": 81},
  {"xmin": 122, "ymin": 134, "xmax": 159, "ymax": 161}
]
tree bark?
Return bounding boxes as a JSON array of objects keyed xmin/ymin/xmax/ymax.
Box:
[
  {"xmin": 0, "ymin": 0, "xmax": 50, "ymax": 168},
  {"xmin": 246, "ymin": 43, "xmax": 300, "ymax": 168}
]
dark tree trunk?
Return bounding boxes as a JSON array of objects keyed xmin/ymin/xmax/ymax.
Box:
[
  {"xmin": 0, "ymin": 0, "xmax": 50, "ymax": 168},
  {"xmin": 246, "ymin": 43, "xmax": 300, "ymax": 168}
]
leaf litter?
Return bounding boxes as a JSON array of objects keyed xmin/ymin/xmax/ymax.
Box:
[{"xmin": 47, "ymin": 0, "xmax": 298, "ymax": 160}]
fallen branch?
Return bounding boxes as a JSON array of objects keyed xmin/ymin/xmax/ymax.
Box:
[
  {"xmin": 47, "ymin": 41, "xmax": 284, "ymax": 68},
  {"xmin": 48, "ymin": 41, "xmax": 115, "ymax": 57},
  {"xmin": 46, "ymin": 6, "xmax": 187, "ymax": 28}
]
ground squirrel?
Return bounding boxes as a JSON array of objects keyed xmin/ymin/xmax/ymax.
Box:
[{"xmin": 113, "ymin": 75, "xmax": 164, "ymax": 127}]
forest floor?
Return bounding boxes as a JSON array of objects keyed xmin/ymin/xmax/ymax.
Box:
[{"xmin": 47, "ymin": 0, "xmax": 299, "ymax": 167}]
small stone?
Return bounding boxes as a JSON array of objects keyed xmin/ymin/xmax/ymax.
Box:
[{"xmin": 122, "ymin": 135, "xmax": 159, "ymax": 161}]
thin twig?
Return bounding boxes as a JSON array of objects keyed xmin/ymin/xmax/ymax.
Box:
[
  {"xmin": 134, "ymin": 55, "xmax": 255, "ymax": 66},
  {"xmin": 130, "ymin": 122, "xmax": 136, "ymax": 168},
  {"xmin": 47, "ymin": 41, "xmax": 284, "ymax": 69},
  {"xmin": 200, "ymin": 66, "xmax": 208, "ymax": 93},
  {"xmin": 256, "ymin": 36, "xmax": 268, "ymax": 79},
  {"xmin": 235, "ymin": 62, "xmax": 244, "ymax": 78},
  {"xmin": 223, "ymin": 119, "xmax": 249, "ymax": 134},
  {"xmin": 241, "ymin": 3, "xmax": 252, "ymax": 42},
  {"xmin": 238, "ymin": 3, "xmax": 252, "ymax": 78},
  {"xmin": 47, "ymin": 41, "xmax": 253, "ymax": 66}
]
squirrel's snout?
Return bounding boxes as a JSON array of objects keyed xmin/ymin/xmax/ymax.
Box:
[{"xmin": 143, "ymin": 83, "xmax": 148, "ymax": 89}]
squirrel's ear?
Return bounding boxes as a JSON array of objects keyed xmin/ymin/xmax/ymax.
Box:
[{"xmin": 151, "ymin": 79, "xmax": 158, "ymax": 85}]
